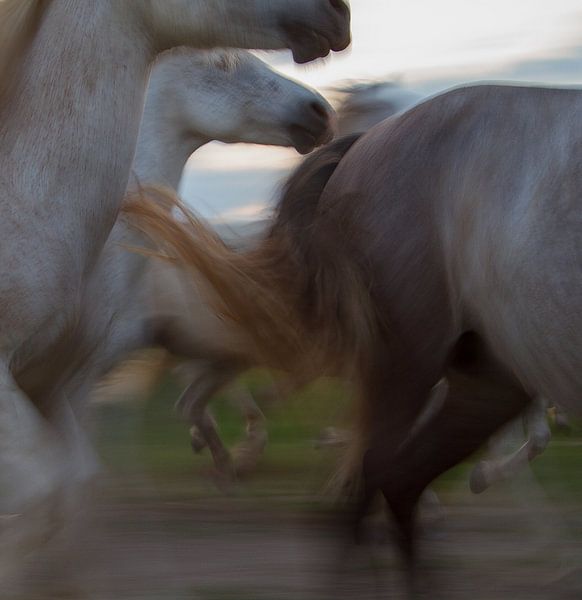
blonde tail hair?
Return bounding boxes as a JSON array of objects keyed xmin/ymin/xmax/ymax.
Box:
[{"xmin": 123, "ymin": 186, "xmax": 307, "ymax": 373}]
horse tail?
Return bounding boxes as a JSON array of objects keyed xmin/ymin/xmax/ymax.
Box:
[
  {"xmin": 122, "ymin": 185, "xmax": 301, "ymax": 370},
  {"xmin": 122, "ymin": 134, "xmax": 373, "ymax": 382}
]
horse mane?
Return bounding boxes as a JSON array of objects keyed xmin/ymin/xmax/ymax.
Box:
[
  {"xmin": 0, "ymin": 0, "xmax": 47, "ymax": 102},
  {"xmin": 122, "ymin": 134, "xmax": 374, "ymax": 384}
]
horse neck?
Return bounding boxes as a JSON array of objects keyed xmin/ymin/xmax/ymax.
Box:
[
  {"xmin": 131, "ymin": 63, "xmax": 208, "ymax": 191},
  {"xmin": 0, "ymin": 1, "xmax": 156, "ymax": 273}
]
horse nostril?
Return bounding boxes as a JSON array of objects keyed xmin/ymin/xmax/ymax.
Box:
[{"xmin": 309, "ymin": 100, "xmax": 329, "ymax": 122}]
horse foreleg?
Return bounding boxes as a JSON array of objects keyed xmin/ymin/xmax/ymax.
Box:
[
  {"xmin": 470, "ymin": 396, "xmax": 551, "ymax": 493},
  {"xmin": 229, "ymin": 383, "xmax": 267, "ymax": 476},
  {"xmin": 49, "ymin": 393, "xmax": 101, "ymax": 511},
  {"xmin": 0, "ymin": 364, "xmax": 69, "ymax": 577}
]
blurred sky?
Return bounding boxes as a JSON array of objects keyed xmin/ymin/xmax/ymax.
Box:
[{"xmin": 180, "ymin": 0, "xmax": 582, "ymax": 222}]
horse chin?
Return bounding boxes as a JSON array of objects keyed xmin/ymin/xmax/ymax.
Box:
[
  {"xmin": 291, "ymin": 45, "xmax": 329, "ymax": 64},
  {"xmin": 281, "ymin": 21, "xmax": 332, "ymax": 63},
  {"xmin": 289, "ymin": 126, "xmax": 317, "ymax": 155},
  {"xmin": 295, "ymin": 143, "xmax": 316, "ymax": 155}
]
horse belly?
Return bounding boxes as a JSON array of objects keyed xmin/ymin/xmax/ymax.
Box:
[{"xmin": 458, "ymin": 207, "xmax": 582, "ymax": 416}]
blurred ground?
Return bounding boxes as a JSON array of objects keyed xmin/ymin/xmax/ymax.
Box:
[{"xmin": 5, "ymin": 374, "xmax": 582, "ymax": 599}]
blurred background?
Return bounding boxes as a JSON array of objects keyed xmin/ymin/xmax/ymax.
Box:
[
  {"xmin": 12, "ymin": 2, "xmax": 582, "ymax": 599},
  {"xmin": 182, "ymin": 0, "xmax": 582, "ymax": 222}
]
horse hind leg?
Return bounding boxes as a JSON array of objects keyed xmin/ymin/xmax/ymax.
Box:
[
  {"xmin": 229, "ymin": 384, "xmax": 268, "ymax": 477},
  {"xmin": 470, "ymin": 395, "xmax": 551, "ymax": 493},
  {"xmin": 189, "ymin": 413, "xmax": 213, "ymax": 454},
  {"xmin": 176, "ymin": 364, "xmax": 240, "ymax": 483},
  {"xmin": 378, "ymin": 333, "xmax": 532, "ymax": 593},
  {"xmin": 350, "ymin": 362, "xmax": 446, "ymax": 572}
]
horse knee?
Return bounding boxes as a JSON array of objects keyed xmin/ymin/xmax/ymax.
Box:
[
  {"xmin": 189, "ymin": 425, "xmax": 207, "ymax": 453},
  {"xmin": 469, "ymin": 460, "xmax": 494, "ymax": 494}
]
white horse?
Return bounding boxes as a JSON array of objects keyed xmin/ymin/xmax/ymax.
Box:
[{"xmin": 0, "ymin": 0, "xmax": 349, "ymax": 564}]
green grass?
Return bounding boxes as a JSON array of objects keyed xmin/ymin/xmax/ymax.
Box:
[
  {"xmin": 94, "ymin": 371, "xmax": 352, "ymax": 501},
  {"xmin": 93, "ymin": 371, "xmax": 582, "ymax": 506}
]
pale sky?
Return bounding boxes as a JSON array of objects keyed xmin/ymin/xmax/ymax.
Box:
[{"xmin": 180, "ymin": 0, "xmax": 582, "ymax": 222}]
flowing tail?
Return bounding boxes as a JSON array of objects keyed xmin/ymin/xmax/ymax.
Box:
[
  {"xmin": 122, "ymin": 185, "xmax": 306, "ymax": 372},
  {"xmin": 123, "ymin": 135, "xmax": 372, "ymax": 374}
]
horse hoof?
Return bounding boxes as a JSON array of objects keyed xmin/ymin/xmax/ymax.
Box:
[
  {"xmin": 232, "ymin": 438, "xmax": 267, "ymax": 477},
  {"xmin": 189, "ymin": 428, "xmax": 207, "ymax": 453},
  {"xmin": 0, "ymin": 496, "xmax": 65, "ymax": 580},
  {"xmin": 469, "ymin": 461, "xmax": 491, "ymax": 494},
  {"xmin": 210, "ymin": 469, "xmax": 238, "ymax": 496},
  {"xmin": 190, "ymin": 439, "xmax": 206, "ymax": 453}
]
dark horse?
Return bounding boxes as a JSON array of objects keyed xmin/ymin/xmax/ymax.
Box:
[{"xmin": 127, "ymin": 82, "xmax": 582, "ymax": 594}]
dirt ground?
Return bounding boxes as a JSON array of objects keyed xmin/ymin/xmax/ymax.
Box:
[{"xmin": 4, "ymin": 476, "xmax": 582, "ymax": 600}]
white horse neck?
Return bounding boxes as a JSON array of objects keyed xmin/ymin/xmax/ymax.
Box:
[
  {"xmin": 0, "ymin": 2, "xmax": 155, "ymax": 272},
  {"xmin": 132, "ymin": 58, "xmax": 208, "ymax": 191}
]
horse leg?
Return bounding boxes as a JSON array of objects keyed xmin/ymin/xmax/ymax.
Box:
[
  {"xmin": 189, "ymin": 412, "xmax": 214, "ymax": 454},
  {"xmin": 49, "ymin": 394, "xmax": 100, "ymax": 512},
  {"xmin": 0, "ymin": 364, "xmax": 69, "ymax": 577},
  {"xmin": 470, "ymin": 395, "xmax": 551, "ymax": 493},
  {"xmin": 553, "ymin": 404, "xmax": 571, "ymax": 432},
  {"xmin": 352, "ymin": 363, "xmax": 445, "ymax": 556},
  {"xmin": 314, "ymin": 426, "xmax": 352, "ymax": 449},
  {"xmin": 525, "ymin": 397, "xmax": 552, "ymax": 455},
  {"xmin": 229, "ymin": 383, "xmax": 268, "ymax": 477},
  {"xmin": 176, "ymin": 364, "xmax": 240, "ymax": 481},
  {"xmin": 377, "ymin": 333, "xmax": 532, "ymax": 591}
]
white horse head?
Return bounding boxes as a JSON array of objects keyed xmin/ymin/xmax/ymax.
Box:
[
  {"xmin": 135, "ymin": 49, "xmax": 335, "ymax": 187},
  {"xmin": 167, "ymin": 50, "xmax": 334, "ymax": 152}
]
